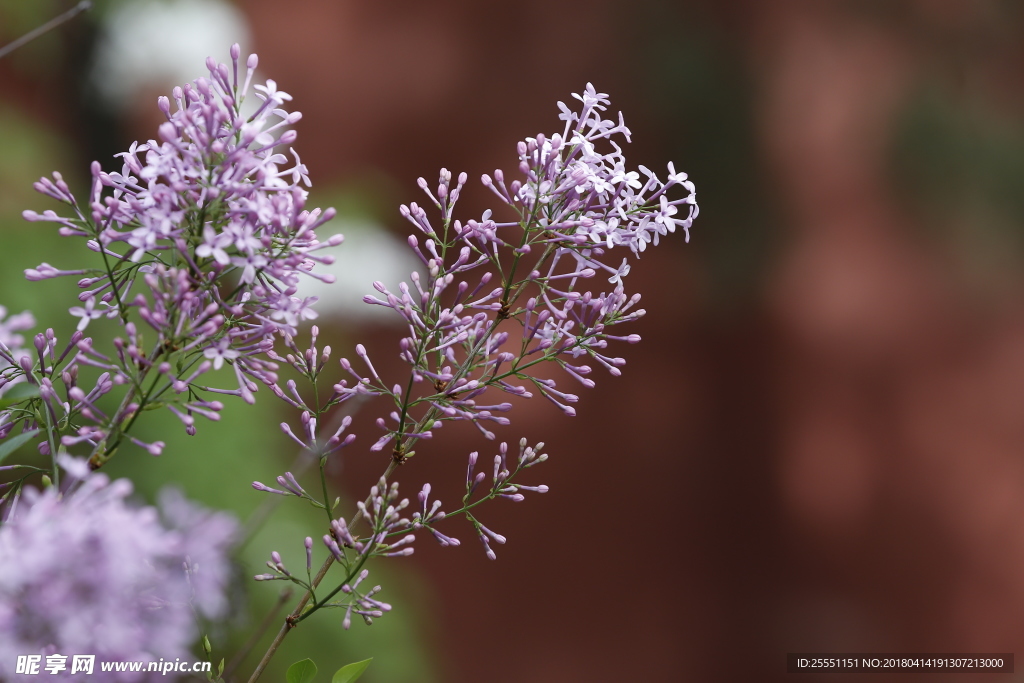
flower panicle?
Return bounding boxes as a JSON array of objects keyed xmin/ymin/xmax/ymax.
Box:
[
  {"xmin": 346, "ymin": 84, "xmax": 696, "ymax": 462},
  {"xmin": 11, "ymin": 45, "xmax": 356, "ymax": 467}
]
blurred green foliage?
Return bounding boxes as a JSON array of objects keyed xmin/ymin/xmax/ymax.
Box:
[
  {"xmin": 892, "ymin": 82, "xmax": 1024, "ymax": 239},
  {"xmin": 625, "ymin": 0, "xmax": 778, "ymax": 310},
  {"xmin": 889, "ymin": 68, "xmax": 1024, "ymax": 297}
]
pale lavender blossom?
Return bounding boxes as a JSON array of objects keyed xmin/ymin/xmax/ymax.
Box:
[
  {"xmin": 0, "ymin": 459, "xmax": 236, "ymax": 681},
  {"xmin": 159, "ymin": 487, "xmax": 238, "ymax": 620},
  {"xmin": 0, "ymin": 306, "xmax": 35, "ymax": 399},
  {"xmin": 354, "ymin": 84, "xmax": 696, "ymax": 457},
  {"xmin": 11, "ymin": 44, "xmax": 343, "ymax": 469},
  {"xmin": 242, "ymin": 90, "xmax": 684, "ymax": 665}
]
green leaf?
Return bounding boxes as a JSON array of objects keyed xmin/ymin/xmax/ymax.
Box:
[
  {"xmin": 332, "ymin": 658, "xmax": 372, "ymax": 683},
  {"xmin": 287, "ymin": 659, "xmax": 318, "ymax": 683},
  {"xmin": 0, "ymin": 383, "xmax": 40, "ymax": 408},
  {"xmin": 0, "ymin": 429, "xmax": 40, "ymax": 465}
]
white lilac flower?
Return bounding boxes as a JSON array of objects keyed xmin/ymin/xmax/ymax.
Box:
[{"xmin": 0, "ymin": 460, "xmax": 236, "ymax": 680}]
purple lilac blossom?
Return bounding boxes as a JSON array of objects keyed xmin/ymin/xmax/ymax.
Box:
[
  {"xmin": 0, "ymin": 306, "xmax": 35, "ymax": 399},
  {"xmin": 248, "ymin": 87, "xmax": 680, "ymax": 628},
  {"xmin": 237, "ymin": 85, "xmax": 686, "ymax": 675},
  {"xmin": 25, "ymin": 45, "xmax": 338, "ymax": 320},
  {"xmin": 0, "ymin": 458, "xmax": 236, "ymax": 681},
  {"xmin": 354, "ymin": 84, "xmax": 696, "ymax": 454},
  {"xmin": 11, "ymin": 45, "xmax": 342, "ymax": 467},
  {"xmin": 158, "ymin": 487, "xmax": 238, "ymax": 620}
]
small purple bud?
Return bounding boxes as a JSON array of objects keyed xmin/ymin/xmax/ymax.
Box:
[
  {"xmin": 252, "ymin": 481, "xmax": 288, "ymax": 495},
  {"xmin": 158, "ymin": 122, "xmax": 177, "ymax": 142}
]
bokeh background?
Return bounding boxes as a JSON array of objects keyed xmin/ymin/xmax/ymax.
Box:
[{"xmin": 3, "ymin": 0, "xmax": 1024, "ymax": 681}]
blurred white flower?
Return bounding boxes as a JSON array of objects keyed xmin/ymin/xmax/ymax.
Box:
[
  {"xmin": 91, "ymin": 0, "xmax": 250, "ymax": 111},
  {"xmin": 295, "ymin": 218, "xmax": 421, "ymax": 323}
]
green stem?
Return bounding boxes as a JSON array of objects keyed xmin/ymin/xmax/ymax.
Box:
[
  {"xmin": 294, "ymin": 548, "xmax": 372, "ymax": 624},
  {"xmin": 245, "ymin": 551, "xmax": 364, "ymax": 683},
  {"xmin": 87, "ymin": 343, "xmax": 166, "ymax": 469}
]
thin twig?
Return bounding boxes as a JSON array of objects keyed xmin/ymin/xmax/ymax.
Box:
[
  {"xmin": 223, "ymin": 587, "xmax": 293, "ymax": 681},
  {"xmin": 235, "ymin": 395, "xmax": 367, "ymax": 549},
  {"xmin": 245, "ymin": 555, "xmax": 334, "ymax": 683},
  {"xmin": 0, "ymin": 1, "xmax": 92, "ymax": 60}
]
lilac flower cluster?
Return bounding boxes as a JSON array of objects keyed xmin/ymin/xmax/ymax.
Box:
[
  {"xmin": 253, "ymin": 438, "xmax": 548, "ymax": 637},
  {"xmin": 26, "ymin": 44, "xmax": 335, "ymax": 334},
  {"xmin": 254, "ymin": 480, "xmax": 410, "ymax": 631},
  {"xmin": 354, "ymin": 83, "xmax": 696, "ymax": 456},
  {"xmin": 2, "ymin": 41, "xmax": 695, "ymax": 681},
  {"xmin": 0, "ymin": 458, "xmax": 235, "ymax": 681},
  {"xmin": 4, "ymin": 44, "xmax": 340, "ymax": 470},
  {"xmin": 244, "ymin": 86, "xmax": 693, "ymax": 678}
]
